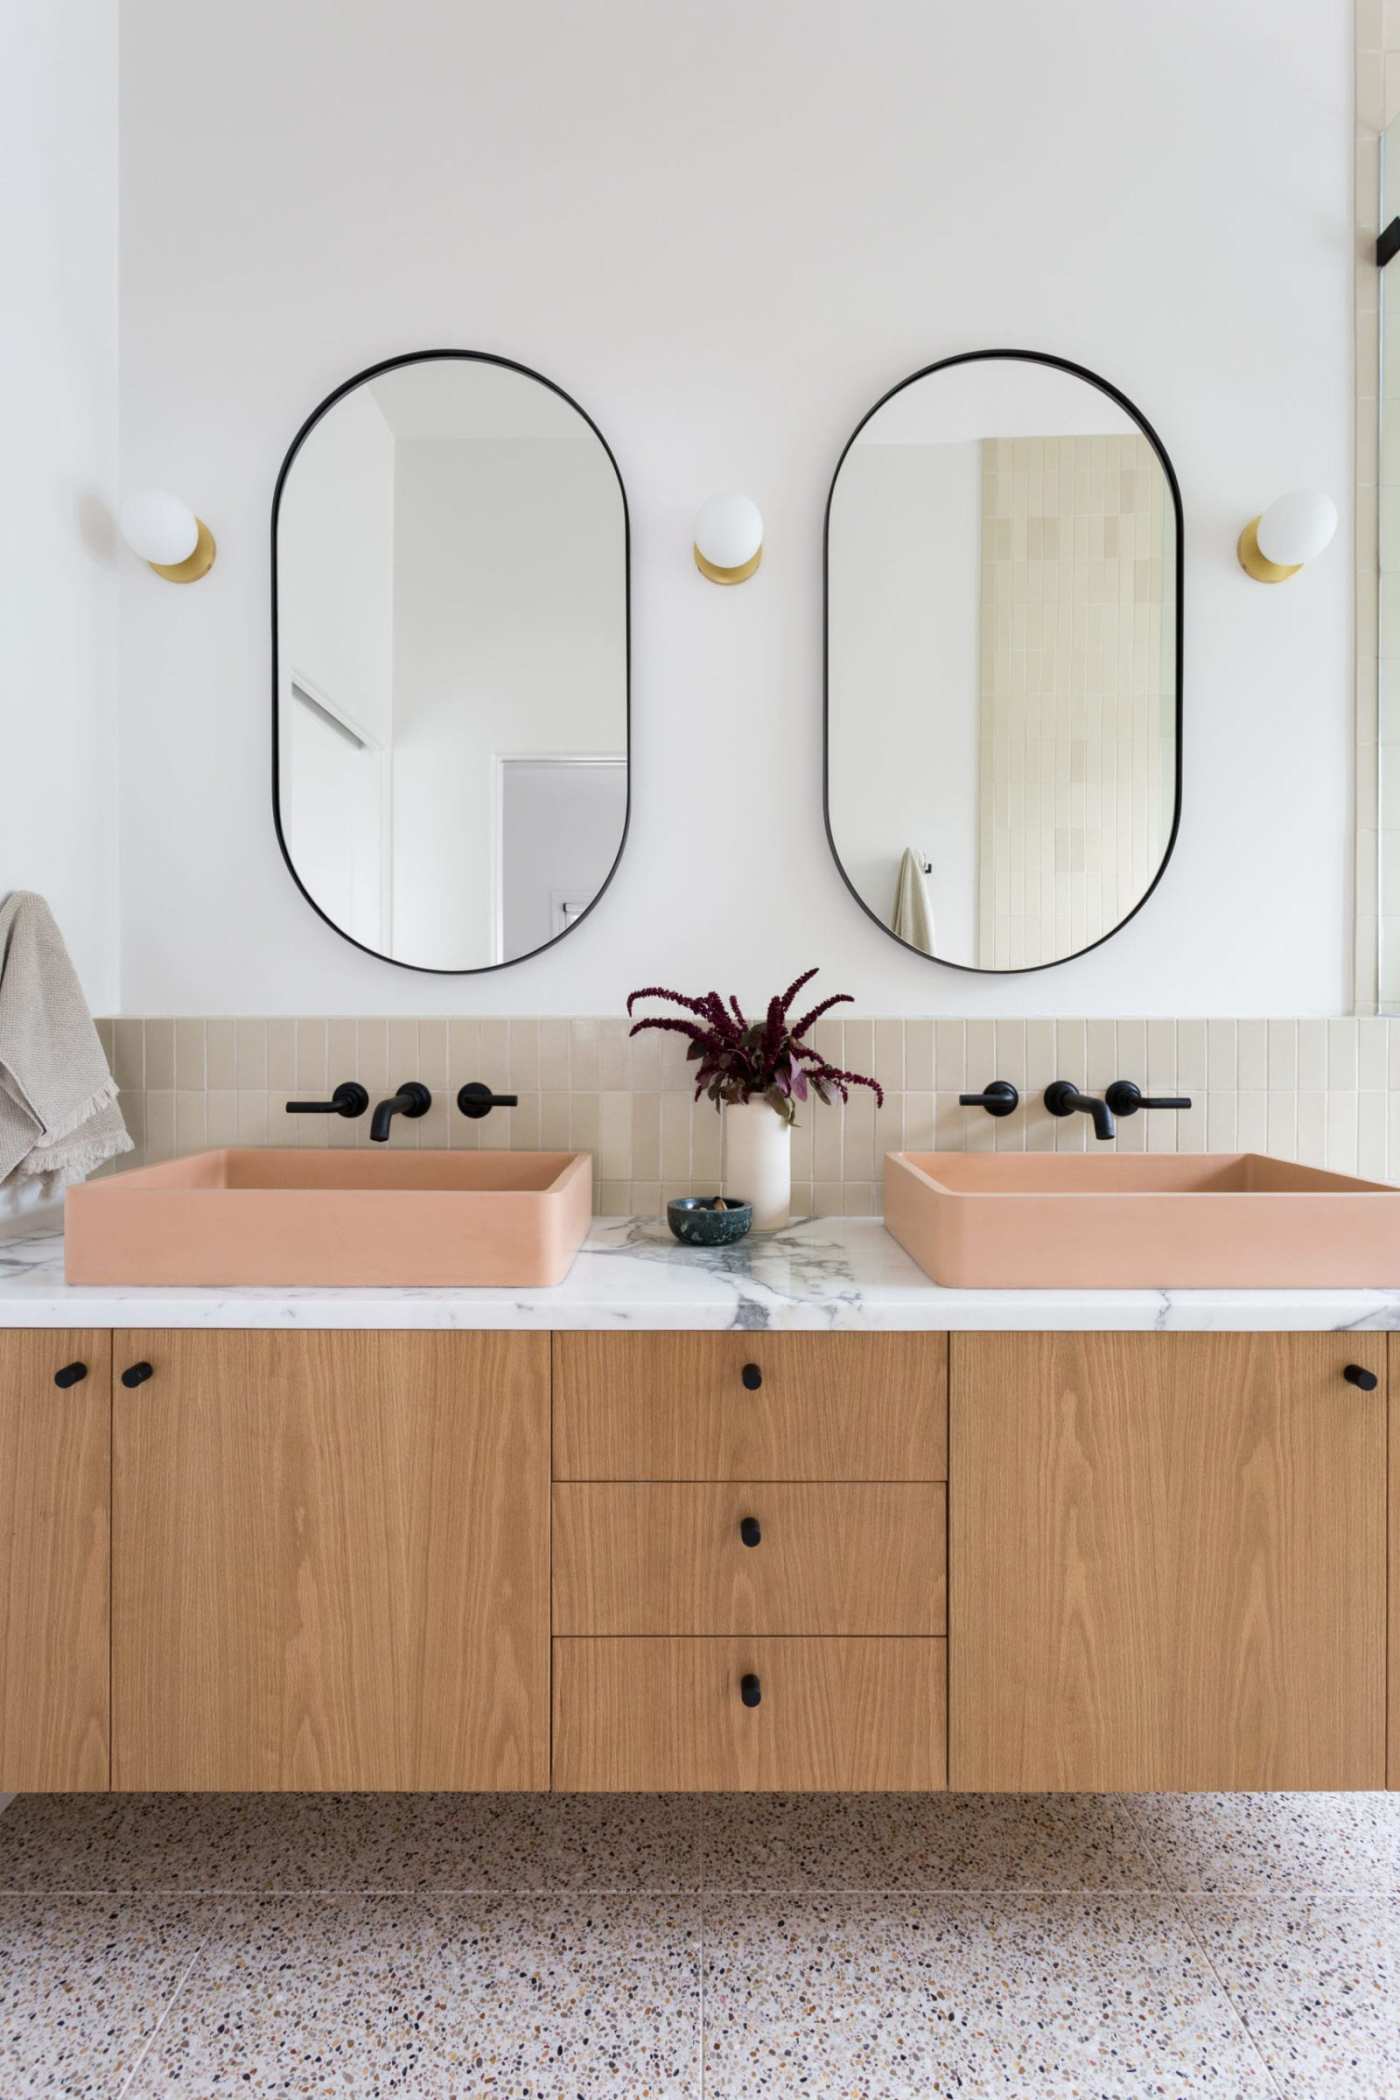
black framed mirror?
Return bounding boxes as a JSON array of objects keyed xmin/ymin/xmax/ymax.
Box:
[
  {"xmin": 272, "ymin": 350, "xmax": 629, "ymax": 973},
  {"xmin": 824, "ymin": 350, "xmax": 1182, "ymax": 973}
]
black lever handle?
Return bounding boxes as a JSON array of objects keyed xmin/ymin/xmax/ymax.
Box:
[
  {"xmin": 1343, "ymin": 1363, "xmax": 1379, "ymax": 1391},
  {"xmin": 958, "ymin": 1080, "xmax": 1020, "ymax": 1118},
  {"xmin": 120, "ymin": 1361, "xmax": 153, "ymax": 1389},
  {"xmin": 741, "ymin": 1363, "xmax": 763, "ymax": 1391},
  {"xmin": 53, "ymin": 1361, "xmax": 88, "ymax": 1389},
  {"xmin": 740, "ymin": 1672, "xmax": 762, "ymax": 1708},
  {"xmin": 285, "ymin": 1082, "xmax": 369, "ymax": 1119},
  {"xmin": 1104, "ymin": 1080, "xmax": 1192, "ymax": 1117},
  {"xmin": 739, "ymin": 1515, "xmax": 762, "ymax": 1548},
  {"xmin": 456, "ymin": 1082, "xmax": 520, "ymax": 1120}
]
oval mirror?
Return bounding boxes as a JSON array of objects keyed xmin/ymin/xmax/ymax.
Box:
[
  {"xmin": 825, "ymin": 351, "xmax": 1181, "ymax": 973},
  {"xmin": 273, "ymin": 351, "xmax": 629, "ymax": 972}
]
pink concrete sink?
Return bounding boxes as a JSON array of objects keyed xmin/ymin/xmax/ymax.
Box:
[
  {"xmin": 884, "ymin": 1150, "xmax": 1400, "ymax": 1288},
  {"xmin": 65, "ymin": 1149, "xmax": 593, "ymax": 1287}
]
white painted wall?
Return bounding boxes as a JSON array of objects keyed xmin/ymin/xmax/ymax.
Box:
[
  {"xmin": 116, "ymin": 0, "xmax": 1352, "ymax": 1015},
  {"xmin": 828, "ymin": 442, "xmax": 981, "ymax": 958},
  {"xmin": 4, "ymin": 0, "xmax": 118, "ymax": 1011}
]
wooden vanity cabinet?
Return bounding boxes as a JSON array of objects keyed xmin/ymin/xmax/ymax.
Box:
[
  {"xmin": 112, "ymin": 1330, "xmax": 549, "ymax": 1790},
  {"xmin": 949, "ymin": 1333, "xmax": 1388, "ymax": 1791},
  {"xmin": 0, "ymin": 1331, "xmax": 110, "ymax": 1791}
]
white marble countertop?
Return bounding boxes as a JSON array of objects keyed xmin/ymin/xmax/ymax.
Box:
[{"xmin": 0, "ymin": 1217, "xmax": 1397, "ymax": 1331}]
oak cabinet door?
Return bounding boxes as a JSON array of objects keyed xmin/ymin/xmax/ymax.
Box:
[
  {"xmin": 950, "ymin": 1334, "xmax": 1386, "ymax": 1791},
  {"xmin": 0, "ymin": 1331, "xmax": 110, "ymax": 1790},
  {"xmin": 113, "ymin": 1331, "xmax": 549, "ymax": 1790}
]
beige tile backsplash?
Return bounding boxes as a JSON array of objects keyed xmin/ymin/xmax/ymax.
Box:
[{"xmin": 96, "ymin": 1014, "xmax": 1400, "ymax": 1217}]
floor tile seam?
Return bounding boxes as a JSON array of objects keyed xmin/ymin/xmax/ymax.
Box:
[
  {"xmin": 1159, "ymin": 1886, "xmax": 1289, "ymax": 2100},
  {"xmin": 111, "ymin": 1905, "xmax": 222, "ymax": 2100}
]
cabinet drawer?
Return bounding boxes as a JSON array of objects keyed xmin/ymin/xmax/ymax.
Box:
[
  {"xmin": 552, "ymin": 1334, "xmax": 947, "ymax": 1481},
  {"xmin": 553, "ymin": 1482, "xmax": 945, "ymax": 1634},
  {"xmin": 552, "ymin": 1636, "xmax": 947, "ymax": 1790}
]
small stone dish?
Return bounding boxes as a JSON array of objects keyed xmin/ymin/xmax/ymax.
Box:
[{"xmin": 666, "ymin": 1195, "xmax": 753, "ymax": 1246}]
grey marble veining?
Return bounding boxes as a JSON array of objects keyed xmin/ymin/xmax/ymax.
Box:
[{"xmin": 1, "ymin": 1215, "xmax": 1398, "ymax": 1330}]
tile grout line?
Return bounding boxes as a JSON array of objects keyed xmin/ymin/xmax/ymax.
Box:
[
  {"xmin": 112, "ymin": 1902, "xmax": 220, "ymax": 2100},
  {"xmin": 1159, "ymin": 1886, "xmax": 1290, "ymax": 2100},
  {"xmin": 1121, "ymin": 1798, "xmax": 1289, "ymax": 2100}
]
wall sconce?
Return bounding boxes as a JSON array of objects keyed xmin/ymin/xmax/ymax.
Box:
[
  {"xmin": 1237, "ymin": 490, "xmax": 1337, "ymax": 584},
  {"xmin": 693, "ymin": 493, "xmax": 764, "ymax": 585},
  {"xmin": 120, "ymin": 490, "xmax": 217, "ymax": 583}
]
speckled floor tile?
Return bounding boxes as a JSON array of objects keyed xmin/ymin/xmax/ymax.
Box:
[
  {"xmin": 703, "ymin": 1894, "xmax": 1276, "ymax": 2097},
  {"xmin": 0, "ymin": 1795, "xmax": 140, "ymax": 1890},
  {"xmin": 0, "ymin": 1792, "xmax": 702, "ymax": 1892},
  {"xmin": 702, "ymin": 1792, "xmax": 1157, "ymax": 1891},
  {"xmin": 1190, "ymin": 1892, "xmax": 1400, "ymax": 2098},
  {"xmin": 0, "ymin": 1894, "xmax": 208, "ymax": 2098},
  {"xmin": 126, "ymin": 1894, "xmax": 701, "ymax": 2096},
  {"xmin": 1132, "ymin": 1792, "xmax": 1400, "ymax": 1892}
]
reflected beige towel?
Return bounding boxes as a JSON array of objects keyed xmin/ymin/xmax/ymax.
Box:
[
  {"xmin": 0, "ymin": 891, "xmax": 132, "ymax": 1190},
  {"xmin": 891, "ymin": 848, "xmax": 935, "ymax": 954}
]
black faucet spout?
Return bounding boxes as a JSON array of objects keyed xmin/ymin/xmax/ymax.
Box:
[
  {"xmin": 369, "ymin": 1081, "xmax": 432, "ymax": 1143},
  {"xmin": 1043, "ymin": 1079, "xmax": 1116, "ymax": 1141}
]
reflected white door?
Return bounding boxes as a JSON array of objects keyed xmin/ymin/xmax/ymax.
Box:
[{"xmin": 498, "ymin": 758, "xmax": 626, "ymax": 960}]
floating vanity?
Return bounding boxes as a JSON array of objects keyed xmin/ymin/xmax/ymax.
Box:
[{"xmin": 0, "ymin": 1217, "xmax": 1396, "ymax": 1799}]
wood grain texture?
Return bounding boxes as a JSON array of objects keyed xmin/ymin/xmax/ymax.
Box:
[
  {"xmin": 552, "ymin": 1636, "xmax": 946, "ymax": 1790},
  {"xmin": 0, "ymin": 1331, "xmax": 110, "ymax": 1791},
  {"xmin": 113, "ymin": 1330, "xmax": 549, "ymax": 1790},
  {"xmin": 950, "ymin": 1334, "xmax": 1387, "ymax": 1792},
  {"xmin": 552, "ymin": 1334, "xmax": 947, "ymax": 1481},
  {"xmin": 1391, "ymin": 1336, "xmax": 1399, "ymax": 1792},
  {"xmin": 553, "ymin": 1482, "xmax": 945, "ymax": 1634}
]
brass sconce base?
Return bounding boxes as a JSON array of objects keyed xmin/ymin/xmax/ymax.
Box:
[
  {"xmin": 694, "ymin": 543, "xmax": 763, "ymax": 585},
  {"xmin": 149, "ymin": 518, "xmax": 217, "ymax": 583},
  {"xmin": 1236, "ymin": 517, "xmax": 1300, "ymax": 584}
]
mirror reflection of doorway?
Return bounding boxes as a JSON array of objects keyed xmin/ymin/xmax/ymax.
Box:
[{"xmin": 496, "ymin": 756, "xmax": 626, "ymax": 961}]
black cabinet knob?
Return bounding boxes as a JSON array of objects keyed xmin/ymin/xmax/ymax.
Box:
[
  {"xmin": 741, "ymin": 1362, "xmax": 762, "ymax": 1391},
  {"xmin": 1343, "ymin": 1362, "xmax": 1379, "ymax": 1391},
  {"xmin": 53, "ymin": 1361, "xmax": 88, "ymax": 1389},
  {"xmin": 739, "ymin": 1515, "xmax": 762, "ymax": 1548},
  {"xmin": 740, "ymin": 1672, "xmax": 762, "ymax": 1708},
  {"xmin": 120, "ymin": 1361, "xmax": 153, "ymax": 1389}
]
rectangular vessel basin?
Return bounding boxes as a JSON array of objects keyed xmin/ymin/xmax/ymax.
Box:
[
  {"xmin": 884, "ymin": 1151, "xmax": 1400, "ymax": 1288},
  {"xmin": 65, "ymin": 1149, "xmax": 593, "ymax": 1287}
]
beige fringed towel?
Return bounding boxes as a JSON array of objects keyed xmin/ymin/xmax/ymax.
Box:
[
  {"xmin": 891, "ymin": 847, "xmax": 935, "ymax": 955},
  {"xmin": 0, "ymin": 892, "xmax": 132, "ymax": 1191}
]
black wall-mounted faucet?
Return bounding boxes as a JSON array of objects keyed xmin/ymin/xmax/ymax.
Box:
[
  {"xmin": 1104, "ymin": 1080, "xmax": 1192, "ymax": 1118},
  {"xmin": 1044, "ymin": 1080, "xmax": 1116, "ymax": 1141},
  {"xmin": 958, "ymin": 1080, "xmax": 1020, "ymax": 1118},
  {"xmin": 369, "ymin": 1081, "xmax": 432, "ymax": 1142},
  {"xmin": 456, "ymin": 1082, "xmax": 519, "ymax": 1121},
  {"xmin": 285, "ymin": 1081, "xmax": 369, "ymax": 1120}
]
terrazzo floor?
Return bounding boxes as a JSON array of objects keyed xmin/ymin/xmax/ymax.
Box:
[{"xmin": 0, "ymin": 1789, "xmax": 1395, "ymax": 2097}]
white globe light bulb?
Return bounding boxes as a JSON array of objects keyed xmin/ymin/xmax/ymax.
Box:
[
  {"xmin": 694, "ymin": 493, "xmax": 764, "ymax": 583},
  {"xmin": 1255, "ymin": 490, "xmax": 1337, "ymax": 569},
  {"xmin": 120, "ymin": 489, "xmax": 200, "ymax": 568}
]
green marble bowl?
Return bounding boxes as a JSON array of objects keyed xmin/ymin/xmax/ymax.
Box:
[{"xmin": 666, "ymin": 1196, "xmax": 753, "ymax": 1246}]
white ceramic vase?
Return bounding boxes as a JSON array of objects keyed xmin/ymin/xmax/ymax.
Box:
[{"xmin": 724, "ymin": 1098, "xmax": 792, "ymax": 1230}]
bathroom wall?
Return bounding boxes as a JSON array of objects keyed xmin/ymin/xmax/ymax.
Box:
[
  {"xmin": 115, "ymin": 0, "xmax": 1351, "ymax": 1018},
  {"xmin": 5, "ymin": 0, "xmax": 119, "ymax": 1013},
  {"xmin": 103, "ymin": 1011, "xmax": 1400, "ymax": 1220}
]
